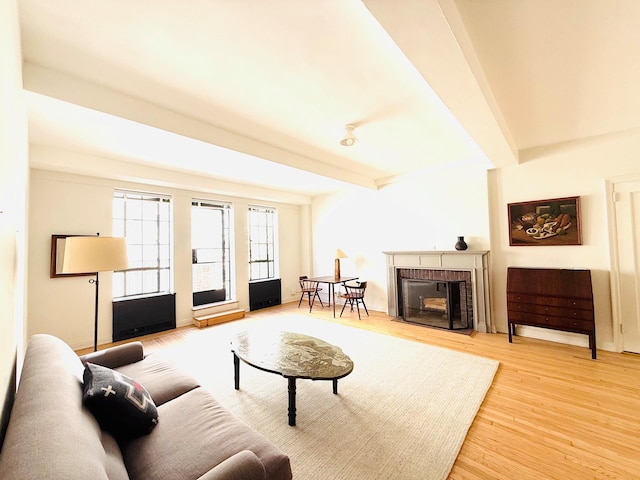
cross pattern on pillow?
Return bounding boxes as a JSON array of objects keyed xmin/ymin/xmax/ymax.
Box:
[{"xmin": 99, "ymin": 371, "xmax": 155, "ymax": 413}]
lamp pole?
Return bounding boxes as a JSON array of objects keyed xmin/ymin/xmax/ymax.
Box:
[
  {"xmin": 90, "ymin": 273, "xmax": 99, "ymax": 352},
  {"xmin": 91, "ymin": 232, "xmax": 100, "ymax": 352}
]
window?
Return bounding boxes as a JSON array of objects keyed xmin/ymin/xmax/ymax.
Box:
[
  {"xmin": 191, "ymin": 200, "xmax": 233, "ymax": 304},
  {"xmin": 112, "ymin": 190, "xmax": 172, "ymax": 298},
  {"xmin": 248, "ymin": 205, "xmax": 278, "ymax": 281}
]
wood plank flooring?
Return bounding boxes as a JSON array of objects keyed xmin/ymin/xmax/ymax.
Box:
[{"xmin": 87, "ymin": 302, "xmax": 640, "ymax": 479}]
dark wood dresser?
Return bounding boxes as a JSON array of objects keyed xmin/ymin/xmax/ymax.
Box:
[{"xmin": 506, "ymin": 267, "xmax": 596, "ymax": 359}]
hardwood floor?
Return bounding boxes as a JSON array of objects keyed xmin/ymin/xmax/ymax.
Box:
[{"xmin": 89, "ymin": 302, "xmax": 640, "ymax": 479}]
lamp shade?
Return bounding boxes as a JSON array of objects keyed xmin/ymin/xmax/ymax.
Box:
[
  {"xmin": 335, "ymin": 248, "xmax": 348, "ymax": 259},
  {"xmin": 61, "ymin": 236, "xmax": 129, "ymax": 274}
]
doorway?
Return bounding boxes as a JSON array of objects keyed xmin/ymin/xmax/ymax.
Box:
[{"xmin": 608, "ymin": 177, "xmax": 640, "ymax": 353}]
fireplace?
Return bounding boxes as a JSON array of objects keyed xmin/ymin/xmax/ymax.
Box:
[
  {"xmin": 398, "ymin": 268, "xmax": 472, "ymax": 330},
  {"xmin": 384, "ymin": 250, "xmax": 492, "ymax": 333},
  {"xmin": 401, "ymin": 279, "xmax": 470, "ymax": 330}
]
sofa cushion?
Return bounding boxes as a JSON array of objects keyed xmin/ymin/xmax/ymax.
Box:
[
  {"xmin": 83, "ymin": 362, "xmax": 159, "ymax": 440},
  {"xmin": 115, "ymin": 353, "xmax": 200, "ymax": 406},
  {"xmin": 122, "ymin": 388, "xmax": 292, "ymax": 480}
]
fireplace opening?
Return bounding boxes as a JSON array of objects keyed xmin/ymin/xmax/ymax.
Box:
[{"xmin": 400, "ymin": 279, "xmax": 470, "ymax": 330}]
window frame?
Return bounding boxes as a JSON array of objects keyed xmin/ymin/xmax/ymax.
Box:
[
  {"xmin": 248, "ymin": 205, "xmax": 279, "ymax": 282},
  {"xmin": 191, "ymin": 199, "xmax": 234, "ymax": 303},
  {"xmin": 112, "ymin": 189, "xmax": 173, "ymax": 299}
]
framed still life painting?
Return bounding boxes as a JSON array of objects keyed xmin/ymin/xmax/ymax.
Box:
[{"xmin": 508, "ymin": 196, "xmax": 582, "ymax": 246}]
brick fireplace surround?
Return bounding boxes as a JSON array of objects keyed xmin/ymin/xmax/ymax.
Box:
[{"xmin": 384, "ymin": 251, "xmax": 492, "ymax": 333}]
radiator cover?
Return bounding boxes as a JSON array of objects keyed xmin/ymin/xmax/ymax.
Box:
[
  {"xmin": 112, "ymin": 293, "xmax": 176, "ymax": 341},
  {"xmin": 193, "ymin": 288, "xmax": 226, "ymax": 307},
  {"xmin": 249, "ymin": 279, "xmax": 281, "ymax": 311}
]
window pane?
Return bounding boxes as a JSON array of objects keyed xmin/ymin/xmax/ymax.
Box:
[
  {"xmin": 113, "ymin": 198, "xmax": 125, "ymax": 220},
  {"xmin": 159, "ymin": 200, "xmax": 170, "ymax": 218},
  {"xmin": 142, "ymin": 200, "xmax": 158, "ymax": 218},
  {"xmin": 142, "ymin": 221, "xmax": 158, "ymax": 243},
  {"xmin": 113, "ymin": 272, "xmax": 124, "ymax": 298},
  {"xmin": 128, "ymin": 199, "xmax": 143, "ymax": 219},
  {"xmin": 159, "ymin": 245, "xmax": 171, "ymax": 267},
  {"xmin": 143, "ymin": 270, "xmax": 159, "ymax": 292},
  {"xmin": 196, "ymin": 248, "xmax": 222, "ymax": 263},
  {"xmin": 127, "ymin": 219, "xmax": 143, "ymax": 243},
  {"xmin": 126, "ymin": 270, "xmax": 143, "ymax": 296},
  {"xmin": 127, "ymin": 245, "xmax": 143, "ymax": 269},
  {"xmin": 250, "ymin": 263, "xmax": 260, "ymax": 280},
  {"xmin": 159, "ymin": 221, "xmax": 170, "ymax": 245},
  {"xmin": 159, "ymin": 269, "xmax": 170, "ymax": 292},
  {"xmin": 112, "ymin": 222, "xmax": 125, "ymax": 238},
  {"xmin": 143, "ymin": 245, "xmax": 159, "ymax": 268}
]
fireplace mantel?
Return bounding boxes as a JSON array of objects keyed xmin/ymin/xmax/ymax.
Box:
[{"xmin": 383, "ymin": 251, "xmax": 492, "ymax": 333}]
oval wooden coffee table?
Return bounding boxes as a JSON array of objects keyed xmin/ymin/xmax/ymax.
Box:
[{"xmin": 230, "ymin": 330, "xmax": 354, "ymax": 426}]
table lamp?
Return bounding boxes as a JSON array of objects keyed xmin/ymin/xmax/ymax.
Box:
[{"xmin": 334, "ymin": 249, "xmax": 348, "ymax": 278}]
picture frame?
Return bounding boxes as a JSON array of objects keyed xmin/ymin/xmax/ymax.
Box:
[
  {"xmin": 507, "ymin": 196, "xmax": 582, "ymax": 246},
  {"xmin": 50, "ymin": 234, "xmax": 96, "ymax": 278}
]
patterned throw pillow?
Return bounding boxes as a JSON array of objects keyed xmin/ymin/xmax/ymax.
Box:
[{"xmin": 82, "ymin": 362, "xmax": 159, "ymax": 440}]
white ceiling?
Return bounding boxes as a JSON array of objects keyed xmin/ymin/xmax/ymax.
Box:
[
  {"xmin": 455, "ymin": 0, "xmax": 640, "ymax": 149},
  {"xmin": 18, "ymin": 0, "xmax": 640, "ymax": 198}
]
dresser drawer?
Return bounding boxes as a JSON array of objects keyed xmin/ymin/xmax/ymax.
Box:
[
  {"xmin": 507, "ymin": 293, "xmax": 593, "ymax": 310},
  {"xmin": 507, "ymin": 302, "xmax": 593, "ymax": 321},
  {"xmin": 507, "ymin": 310, "xmax": 594, "ymax": 332}
]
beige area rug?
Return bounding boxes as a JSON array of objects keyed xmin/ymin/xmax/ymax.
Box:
[{"xmin": 155, "ymin": 315, "xmax": 499, "ymax": 480}]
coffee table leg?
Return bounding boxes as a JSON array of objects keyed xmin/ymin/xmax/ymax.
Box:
[
  {"xmin": 333, "ymin": 378, "xmax": 338, "ymax": 394},
  {"xmin": 233, "ymin": 353, "xmax": 240, "ymax": 390},
  {"xmin": 288, "ymin": 377, "xmax": 296, "ymax": 426}
]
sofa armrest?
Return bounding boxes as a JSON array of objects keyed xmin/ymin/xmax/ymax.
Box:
[
  {"xmin": 196, "ymin": 450, "xmax": 266, "ymax": 480},
  {"xmin": 79, "ymin": 341, "xmax": 144, "ymax": 369}
]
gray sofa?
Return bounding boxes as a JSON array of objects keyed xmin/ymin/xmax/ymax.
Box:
[{"xmin": 0, "ymin": 334, "xmax": 292, "ymax": 480}]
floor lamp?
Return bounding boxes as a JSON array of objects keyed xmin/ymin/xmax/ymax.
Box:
[{"xmin": 61, "ymin": 235, "xmax": 129, "ymax": 352}]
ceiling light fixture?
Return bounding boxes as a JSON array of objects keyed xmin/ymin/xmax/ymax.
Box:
[{"xmin": 340, "ymin": 124, "xmax": 357, "ymax": 146}]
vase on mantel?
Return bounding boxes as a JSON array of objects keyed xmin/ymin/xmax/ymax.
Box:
[{"xmin": 455, "ymin": 236, "xmax": 468, "ymax": 251}]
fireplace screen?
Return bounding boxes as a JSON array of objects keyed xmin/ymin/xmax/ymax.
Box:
[{"xmin": 401, "ymin": 279, "xmax": 469, "ymax": 330}]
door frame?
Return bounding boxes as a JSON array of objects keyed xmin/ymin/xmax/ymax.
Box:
[{"xmin": 605, "ymin": 174, "xmax": 640, "ymax": 352}]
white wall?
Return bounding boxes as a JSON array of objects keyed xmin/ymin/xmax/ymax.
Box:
[
  {"xmin": 28, "ymin": 168, "xmax": 304, "ymax": 350},
  {"xmin": 311, "ymin": 162, "xmax": 491, "ymax": 313},
  {"xmin": 0, "ymin": 0, "xmax": 29, "ymax": 442},
  {"xmin": 488, "ymin": 129, "xmax": 640, "ymax": 352}
]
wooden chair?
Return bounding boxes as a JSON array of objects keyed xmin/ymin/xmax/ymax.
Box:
[
  {"xmin": 298, "ymin": 276, "xmax": 324, "ymax": 312},
  {"xmin": 339, "ymin": 281, "xmax": 369, "ymax": 320}
]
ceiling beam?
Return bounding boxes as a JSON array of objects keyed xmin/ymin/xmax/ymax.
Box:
[
  {"xmin": 363, "ymin": 0, "xmax": 519, "ymax": 168},
  {"xmin": 23, "ymin": 63, "xmax": 378, "ymax": 190}
]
